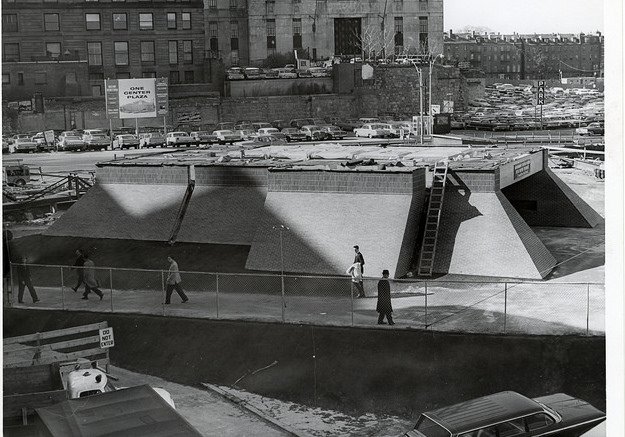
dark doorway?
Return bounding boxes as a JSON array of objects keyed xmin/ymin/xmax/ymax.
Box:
[{"xmin": 334, "ymin": 18, "xmax": 362, "ymax": 56}]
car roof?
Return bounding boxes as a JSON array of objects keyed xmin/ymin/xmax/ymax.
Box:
[{"xmin": 424, "ymin": 391, "xmax": 543, "ymax": 434}]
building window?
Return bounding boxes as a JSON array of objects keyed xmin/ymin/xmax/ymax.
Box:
[
  {"xmin": 17, "ymin": 73, "xmax": 24, "ymax": 85},
  {"xmin": 43, "ymin": 13, "xmax": 60, "ymax": 31},
  {"xmin": 2, "ymin": 73, "xmax": 10, "ymax": 84},
  {"xmin": 35, "ymin": 72, "xmax": 47, "ymax": 84},
  {"xmin": 208, "ymin": 0, "xmax": 216, "ymax": 8},
  {"xmin": 3, "ymin": 43, "xmax": 19, "ymax": 62},
  {"xmin": 229, "ymin": 0, "xmax": 236, "ymax": 8},
  {"xmin": 169, "ymin": 41, "xmax": 178, "ymax": 64},
  {"xmin": 116, "ymin": 72, "xmax": 131, "ymax": 79},
  {"xmin": 230, "ymin": 21, "xmax": 239, "ymax": 50},
  {"xmin": 419, "ymin": 17, "xmax": 428, "ymax": 51},
  {"xmin": 46, "ymin": 42, "xmax": 61, "ymax": 58},
  {"xmin": 184, "ymin": 70, "xmax": 194, "ymax": 83},
  {"xmin": 394, "ymin": 0, "xmax": 403, "ymax": 11},
  {"xmin": 112, "ymin": 13, "xmax": 127, "ymax": 30},
  {"xmin": 3, "ymin": 14, "xmax": 18, "ymax": 32},
  {"xmin": 183, "ymin": 40, "xmax": 193, "ymax": 63},
  {"xmin": 140, "ymin": 41, "xmax": 155, "ymax": 64},
  {"xmin": 87, "ymin": 42, "xmax": 102, "ymax": 65},
  {"xmin": 139, "ymin": 13, "xmax": 153, "ymax": 30},
  {"xmin": 209, "ymin": 22, "xmax": 218, "ymax": 51},
  {"xmin": 86, "ymin": 13, "xmax": 101, "ymax": 30},
  {"xmin": 266, "ymin": 19, "xmax": 276, "ymax": 50},
  {"xmin": 167, "ymin": 13, "xmax": 177, "ymax": 29},
  {"xmin": 266, "ymin": 0, "xmax": 275, "ymax": 14},
  {"xmin": 142, "ymin": 71, "xmax": 156, "ymax": 78},
  {"xmin": 114, "ymin": 41, "xmax": 129, "ymax": 65},
  {"xmin": 91, "ymin": 85, "xmax": 102, "ymax": 96},
  {"xmin": 292, "ymin": 18, "xmax": 302, "ymax": 49},
  {"xmin": 170, "ymin": 70, "xmax": 179, "ymax": 84},
  {"xmin": 182, "ymin": 12, "xmax": 191, "ymax": 29},
  {"xmin": 231, "ymin": 50, "xmax": 239, "ymax": 65},
  {"xmin": 89, "ymin": 72, "xmax": 104, "ymax": 80},
  {"xmin": 394, "ymin": 17, "xmax": 403, "ymax": 47}
]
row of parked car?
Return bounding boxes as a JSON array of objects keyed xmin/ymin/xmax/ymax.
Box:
[{"xmin": 226, "ymin": 65, "xmax": 331, "ymax": 80}]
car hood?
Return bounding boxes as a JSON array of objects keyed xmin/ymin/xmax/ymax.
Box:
[{"xmin": 534, "ymin": 394, "xmax": 605, "ymax": 425}]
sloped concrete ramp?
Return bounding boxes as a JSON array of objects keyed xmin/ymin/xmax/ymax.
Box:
[
  {"xmin": 245, "ymin": 191, "xmax": 419, "ymax": 278},
  {"xmin": 44, "ymin": 184, "xmax": 186, "ymax": 241}
]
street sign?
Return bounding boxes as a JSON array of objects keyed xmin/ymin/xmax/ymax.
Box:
[
  {"xmin": 536, "ymin": 80, "xmax": 546, "ymax": 105},
  {"xmin": 442, "ymin": 100, "xmax": 454, "ymax": 113},
  {"xmin": 99, "ymin": 327, "xmax": 115, "ymax": 349},
  {"xmin": 430, "ymin": 104, "xmax": 441, "ymax": 115}
]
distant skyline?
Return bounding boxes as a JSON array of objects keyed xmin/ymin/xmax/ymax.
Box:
[{"xmin": 444, "ymin": 0, "xmax": 604, "ymax": 35}]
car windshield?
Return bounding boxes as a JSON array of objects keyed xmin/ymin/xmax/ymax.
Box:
[{"xmin": 414, "ymin": 416, "xmax": 451, "ymax": 437}]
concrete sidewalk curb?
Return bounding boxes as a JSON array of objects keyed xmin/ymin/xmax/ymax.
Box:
[{"xmin": 201, "ymin": 383, "xmax": 315, "ymax": 437}]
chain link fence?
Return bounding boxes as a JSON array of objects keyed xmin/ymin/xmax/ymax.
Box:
[{"xmin": 5, "ymin": 263, "xmax": 604, "ymax": 336}]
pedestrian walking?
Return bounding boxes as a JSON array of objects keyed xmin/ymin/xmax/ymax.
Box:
[
  {"xmin": 81, "ymin": 253, "xmax": 103, "ymax": 300},
  {"xmin": 346, "ymin": 262, "xmax": 365, "ymax": 298},
  {"xmin": 376, "ymin": 270, "xmax": 394, "ymax": 325},
  {"xmin": 353, "ymin": 245, "xmax": 365, "ymax": 274},
  {"xmin": 71, "ymin": 249, "xmax": 86, "ymax": 293},
  {"xmin": 165, "ymin": 256, "xmax": 189, "ymax": 304},
  {"xmin": 17, "ymin": 256, "xmax": 39, "ymax": 304}
]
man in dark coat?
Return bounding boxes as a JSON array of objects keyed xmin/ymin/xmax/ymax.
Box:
[
  {"xmin": 353, "ymin": 245, "xmax": 365, "ymax": 274},
  {"xmin": 71, "ymin": 249, "xmax": 85, "ymax": 293},
  {"xmin": 17, "ymin": 255, "xmax": 39, "ymax": 304},
  {"xmin": 376, "ymin": 269, "xmax": 394, "ymax": 325}
]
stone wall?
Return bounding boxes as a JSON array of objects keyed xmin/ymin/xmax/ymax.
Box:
[{"xmin": 227, "ymin": 78, "xmax": 333, "ymax": 97}]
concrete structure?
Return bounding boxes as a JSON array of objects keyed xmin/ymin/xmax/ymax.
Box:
[
  {"xmin": 44, "ymin": 144, "xmax": 602, "ymax": 280},
  {"xmin": 444, "ymin": 31, "xmax": 604, "ymax": 80},
  {"xmin": 2, "ymin": 0, "xmax": 208, "ymax": 100}
]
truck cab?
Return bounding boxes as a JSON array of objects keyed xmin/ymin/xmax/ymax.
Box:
[{"xmin": 3, "ymin": 160, "xmax": 31, "ymax": 186}]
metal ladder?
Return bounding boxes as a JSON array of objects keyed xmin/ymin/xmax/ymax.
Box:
[{"xmin": 417, "ymin": 160, "xmax": 449, "ymax": 277}]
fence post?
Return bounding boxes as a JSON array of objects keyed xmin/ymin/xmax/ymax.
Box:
[
  {"xmin": 586, "ymin": 283, "xmax": 590, "ymax": 336},
  {"xmin": 215, "ymin": 274, "xmax": 219, "ymax": 319},
  {"xmin": 161, "ymin": 270, "xmax": 166, "ymax": 316},
  {"xmin": 60, "ymin": 267, "xmax": 65, "ymax": 310},
  {"xmin": 350, "ymin": 279, "xmax": 354, "ymax": 326},
  {"xmin": 504, "ymin": 282, "xmax": 508, "ymax": 334},
  {"xmin": 109, "ymin": 269, "xmax": 114, "ymax": 312},
  {"xmin": 281, "ymin": 274, "xmax": 286, "ymax": 323},
  {"xmin": 424, "ymin": 281, "xmax": 428, "ymax": 329}
]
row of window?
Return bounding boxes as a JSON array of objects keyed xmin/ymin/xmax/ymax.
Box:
[
  {"xmin": 448, "ymin": 44, "xmax": 600, "ymax": 52},
  {"xmin": 2, "ymin": 12, "xmax": 192, "ymax": 32},
  {"xmin": 2, "ymin": 40, "xmax": 194, "ymax": 65}
]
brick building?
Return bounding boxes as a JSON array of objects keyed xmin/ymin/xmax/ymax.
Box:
[
  {"xmin": 2, "ymin": 0, "xmax": 207, "ymax": 100},
  {"xmin": 444, "ymin": 31, "xmax": 604, "ymax": 80},
  {"xmin": 246, "ymin": 0, "xmax": 444, "ymax": 66}
]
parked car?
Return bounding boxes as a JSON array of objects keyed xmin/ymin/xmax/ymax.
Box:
[
  {"xmin": 359, "ymin": 117, "xmax": 380, "ymax": 124},
  {"xmin": 297, "ymin": 69, "xmax": 312, "ymax": 78},
  {"xmin": 31, "ymin": 132, "xmax": 53, "ymax": 152},
  {"xmin": 277, "ymin": 68, "xmax": 298, "ymax": 79},
  {"xmin": 82, "ymin": 132, "xmax": 110, "ymax": 151},
  {"xmin": 215, "ymin": 122, "xmax": 236, "ymax": 131},
  {"xmin": 257, "ymin": 127, "xmax": 281, "ymax": 136},
  {"xmin": 234, "ymin": 129, "xmax": 257, "ymax": 141},
  {"xmin": 234, "ymin": 122, "xmax": 253, "ymax": 131},
  {"xmin": 576, "ymin": 122, "xmax": 604, "ymax": 136},
  {"xmin": 290, "ymin": 118, "xmax": 315, "ymax": 129},
  {"xmin": 165, "ymin": 131, "xmax": 193, "ymax": 147},
  {"xmin": 281, "ymin": 127, "xmax": 307, "ymax": 142},
  {"xmin": 247, "ymin": 135, "xmax": 288, "ymax": 146},
  {"xmin": 265, "ymin": 69, "xmax": 280, "ymax": 79},
  {"xmin": 404, "ymin": 391, "xmax": 605, "ymax": 437},
  {"xmin": 354, "ymin": 123, "xmax": 388, "ymax": 138},
  {"xmin": 12, "ymin": 138, "xmax": 38, "ymax": 153},
  {"xmin": 226, "ymin": 67, "xmax": 245, "ymax": 80},
  {"xmin": 320, "ymin": 125, "xmax": 347, "ymax": 140},
  {"xmin": 309, "ymin": 67, "xmax": 330, "ymax": 77},
  {"xmin": 252, "ymin": 122, "xmax": 273, "ymax": 131},
  {"xmin": 271, "ymin": 119, "xmax": 288, "ymax": 130},
  {"xmin": 139, "ymin": 132, "xmax": 166, "ymax": 148},
  {"xmin": 300, "ymin": 125, "xmax": 329, "ymax": 141},
  {"xmin": 190, "ymin": 131, "xmax": 218, "ymax": 146},
  {"xmin": 213, "ymin": 130, "xmax": 242, "ymax": 144},
  {"xmin": 58, "ymin": 134, "xmax": 86, "ymax": 151},
  {"xmin": 114, "ymin": 134, "xmax": 140, "ymax": 150},
  {"xmin": 244, "ymin": 67, "xmax": 262, "ymax": 80}
]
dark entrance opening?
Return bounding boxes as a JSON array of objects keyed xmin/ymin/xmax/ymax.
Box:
[{"xmin": 334, "ymin": 18, "xmax": 362, "ymax": 56}]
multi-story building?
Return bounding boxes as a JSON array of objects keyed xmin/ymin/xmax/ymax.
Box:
[
  {"xmin": 203, "ymin": 0, "xmax": 250, "ymax": 67},
  {"xmin": 444, "ymin": 31, "xmax": 604, "ymax": 80},
  {"xmin": 246, "ymin": 0, "xmax": 444, "ymax": 66},
  {"xmin": 2, "ymin": 0, "xmax": 207, "ymax": 100}
]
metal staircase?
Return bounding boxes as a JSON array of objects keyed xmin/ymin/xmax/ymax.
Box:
[{"xmin": 417, "ymin": 160, "xmax": 449, "ymax": 277}]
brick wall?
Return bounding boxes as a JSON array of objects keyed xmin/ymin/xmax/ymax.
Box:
[
  {"xmin": 96, "ymin": 164, "xmax": 188, "ymax": 185},
  {"xmin": 268, "ymin": 169, "xmax": 416, "ymax": 194},
  {"xmin": 227, "ymin": 78, "xmax": 334, "ymax": 97},
  {"xmin": 448, "ymin": 169, "xmax": 498, "ymax": 192}
]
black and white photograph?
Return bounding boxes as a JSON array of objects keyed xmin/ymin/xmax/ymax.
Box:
[{"xmin": 1, "ymin": 0, "xmax": 623, "ymax": 435}]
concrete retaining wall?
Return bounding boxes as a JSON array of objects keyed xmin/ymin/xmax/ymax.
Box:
[
  {"xmin": 227, "ymin": 78, "xmax": 333, "ymax": 97},
  {"xmin": 3, "ymin": 309, "xmax": 606, "ymax": 418}
]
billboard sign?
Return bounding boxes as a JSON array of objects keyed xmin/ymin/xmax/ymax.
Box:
[{"xmin": 105, "ymin": 78, "xmax": 168, "ymax": 119}]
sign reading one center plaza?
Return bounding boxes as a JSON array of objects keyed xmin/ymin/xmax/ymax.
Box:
[{"xmin": 105, "ymin": 78, "xmax": 169, "ymax": 119}]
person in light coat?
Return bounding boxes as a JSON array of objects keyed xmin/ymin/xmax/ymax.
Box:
[
  {"xmin": 346, "ymin": 262, "xmax": 365, "ymax": 298},
  {"xmin": 165, "ymin": 256, "xmax": 189, "ymax": 304}
]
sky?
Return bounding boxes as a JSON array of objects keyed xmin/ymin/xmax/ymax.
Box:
[{"xmin": 444, "ymin": 0, "xmax": 604, "ymax": 35}]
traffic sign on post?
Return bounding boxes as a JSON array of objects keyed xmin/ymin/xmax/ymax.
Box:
[
  {"xmin": 536, "ymin": 80, "xmax": 546, "ymax": 105},
  {"xmin": 99, "ymin": 327, "xmax": 114, "ymax": 349}
]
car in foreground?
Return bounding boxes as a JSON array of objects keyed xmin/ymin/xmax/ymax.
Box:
[
  {"xmin": 213, "ymin": 130, "xmax": 242, "ymax": 144},
  {"xmin": 354, "ymin": 123, "xmax": 389, "ymax": 138},
  {"xmin": 114, "ymin": 134, "xmax": 140, "ymax": 150},
  {"xmin": 139, "ymin": 132, "xmax": 166, "ymax": 148},
  {"xmin": 281, "ymin": 127, "xmax": 307, "ymax": 142},
  {"xmin": 58, "ymin": 134, "xmax": 86, "ymax": 151},
  {"xmin": 12, "ymin": 138, "xmax": 38, "ymax": 153},
  {"xmin": 190, "ymin": 131, "xmax": 218, "ymax": 146},
  {"xmin": 404, "ymin": 391, "xmax": 605, "ymax": 437},
  {"xmin": 165, "ymin": 131, "xmax": 194, "ymax": 147}
]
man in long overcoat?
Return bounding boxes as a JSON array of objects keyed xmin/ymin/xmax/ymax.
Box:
[{"xmin": 376, "ymin": 269, "xmax": 394, "ymax": 325}]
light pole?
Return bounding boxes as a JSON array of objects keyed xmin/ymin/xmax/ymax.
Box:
[
  {"xmin": 272, "ymin": 224, "xmax": 289, "ymax": 322},
  {"xmin": 411, "ymin": 61, "xmax": 424, "ymax": 145},
  {"xmin": 428, "ymin": 54, "xmax": 444, "ymax": 135}
]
